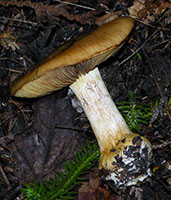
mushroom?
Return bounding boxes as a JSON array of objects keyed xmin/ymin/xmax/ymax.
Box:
[{"xmin": 11, "ymin": 16, "xmax": 152, "ymax": 187}]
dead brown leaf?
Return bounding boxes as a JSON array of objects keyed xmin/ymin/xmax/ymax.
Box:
[
  {"xmin": 129, "ymin": 0, "xmax": 170, "ymax": 23},
  {"xmin": 9, "ymin": 91, "xmax": 85, "ymax": 184},
  {"xmin": 78, "ymin": 168, "xmax": 116, "ymax": 200},
  {"xmin": 0, "ymin": 0, "xmax": 104, "ymax": 25}
]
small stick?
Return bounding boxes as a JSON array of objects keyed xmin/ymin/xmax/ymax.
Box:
[
  {"xmin": 0, "ymin": 67, "xmax": 23, "ymax": 73},
  {"xmin": 147, "ymin": 39, "xmax": 170, "ymax": 52},
  {"xmin": 54, "ymin": 0, "xmax": 95, "ymax": 11},
  {"xmin": 130, "ymin": 16, "xmax": 170, "ymax": 31},
  {"xmin": 142, "ymin": 47, "xmax": 171, "ymax": 121},
  {"xmin": 9, "ymin": 99, "xmax": 33, "ymax": 126},
  {"xmin": 0, "ymin": 57, "xmax": 25, "ymax": 68},
  {"xmin": 119, "ymin": 30, "xmax": 158, "ymax": 66},
  {"xmin": 0, "ymin": 16, "xmax": 37, "ymax": 25},
  {"xmin": 55, "ymin": 124, "xmax": 93, "ymax": 134},
  {"xmin": 0, "ymin": 163, "xmax": 10, "ymax": 187}
]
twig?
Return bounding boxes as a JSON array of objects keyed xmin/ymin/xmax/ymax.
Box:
[
  {"xmin": 142, "ymin": 47, "xmax": 171, "ymax": 121},
  {"xmin": 0, "ymin": 67, "xmax": 24, "ymax": 73},
  {"xmin": 54, "ymin": 0, "xmax": 95, "ymax": 11},
  {"xmin": 152, "ymin": 140, "xmax": 171, "ymax": 150},
  {"xmin": 119, "ymin": 30, "xmax": 158, "ymax": 66},
  {"xmin": 0, "ymin": 57, "xmax": 25, "ymax": 68},
  {"xmin": 9, "ymin": 99, "xmax": 33, "ymax": 126},
  {"xmin": 55, "ymin": 124, "xmax": 93, "ymax": 134},
  {"xmin": 0, "ymin": 163, "xmax": 10, "ymax": 187},
  {"xmin": 121, "ymin": 7, "xmax": 170, "ymax": 66},
  {"xmin": 147, "ymin": 39, "xmax": 171, "ymax": 52},
  {"xmin": 130, "ymin": 16, "xmax": 170, "ymax": 32},
  {"xmin": 0, "ymin": 16, "xmax": 37, "ymax": 25}
]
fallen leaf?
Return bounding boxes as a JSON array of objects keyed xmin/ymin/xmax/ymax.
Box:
[
  {"xmin": 9, "ymin": 90, "xmax": 85, "ymax": 184},
  {"xmin": 78, "ymin": 168, "xmax": 116, "ymax": 200}
]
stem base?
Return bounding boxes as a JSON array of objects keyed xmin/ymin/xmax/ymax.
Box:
[{"xmin": 99, "ymin": 133, "xmax": 152, "ymax": 187}]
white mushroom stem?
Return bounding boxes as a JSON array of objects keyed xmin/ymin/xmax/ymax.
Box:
[
  {"xmin": 70, "ymin": 67, "xmax": 131, "ymax": 152},
  {"xmin": 70, "ymin": 67, "xmax": 152, "ymax": 187}
]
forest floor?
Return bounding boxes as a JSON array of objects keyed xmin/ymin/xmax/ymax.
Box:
[{"xmin": 0, "ymin": 0, "xmax": 170, "ymax": 200}]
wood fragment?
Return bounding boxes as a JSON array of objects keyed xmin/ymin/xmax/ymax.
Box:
[{"xmin": 0, "ymin": 163, "xmax": 10, "ymax": 187}]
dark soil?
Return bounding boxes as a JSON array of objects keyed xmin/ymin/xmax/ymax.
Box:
[{"xmin": 0, "ymin": 0, "xmax": 170, "ymax": 200}]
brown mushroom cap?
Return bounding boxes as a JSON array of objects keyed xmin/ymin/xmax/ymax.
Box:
[{"xmin": 11, "ymin": 16, "xmax": 134, "ymax": 98}]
